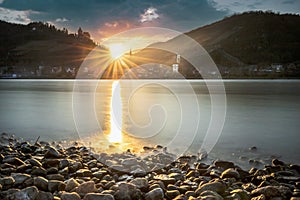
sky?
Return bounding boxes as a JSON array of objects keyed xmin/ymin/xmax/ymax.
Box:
[{"xmin": 0, "ymin": 0, "xmax": 299, "ymax": 43}]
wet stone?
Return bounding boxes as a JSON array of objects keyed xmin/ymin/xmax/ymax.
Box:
[
  {"xmin": 61, "ymin": 192, "xmax": 81, "ymax": 200},
  {"xmin": 196, "ymin": 181, "xmax": 227, "ymax": 195},
  {"xmin": 48, "ymin": 180, "xmax": 65, "ymax": 193},
  {"xmin": 36, "ymin": 191, "xmax": 53, "ymax": 200},
  {"xmin": 145, "ymin": 188, "xmax": 164, "ymax": 200},
  {"xmin": 251, "ymin": 186, "xmax": 291, "ymax": 199},
  {"xmin": 46, "ymin": 174, "xmax": 64, "ymax": 181},
  {"xmin": 31, "ymin": 166, "xmax": 47, "ymax": 176},
  {"xmin": 154, "ymin": 174, "xmax": 176, "ymax": 186},
  {"xmin": 65, "ymin": 178, "xmax": 80, "ymax": 192},
  {"xmin": 33, "ymin": 176, "xmax": 48, "ymax": 191},
  {"xmin": 11, "ymin": 173, "xmax": 31, "ymax": 185},
  {"xmin": 11, "ymin": 186, "xmax": 39, "ymax": 200},
  {"xmin": 47, "ymin": 167, "xmax": 59, "ymax": 174},
  {"xmin": 44, "ymin": 146, "xmax": 61, "ymax": 158},
  {"xmin": 3, "ymin": 156, "xmax": 26, "ymax": 166},
  {"xmin": 130, "ymin": 177, "xmax": 149, "ymax": 191},
  {"xmin": 221, "ymin": 168, "xmax": 240, "ymax": 179},
  {"xmin": 214, "ymin": 160, "xmax": 235, "ymax": 170},
  {"xmin": 76, "ymin": 168, "xmax": 93, "ymax": 177},
  {"xmin": 199, "ymin": 190, "xmax": 223, "ymax": 200},
  {"xmin": 0, "ymin": 176, "xmax": 15, "ymax": 186},
  {"xmin": 166, "ymin": 190, "xmax": 180, "ymax": 199},
  {"xmin": 28, "ymin": 158, "xmax": 42, "ymax": 167},
  {"xmin": 83, "ymin": 193, "xmax": 115, "ymax": 200},
  {"xmin": 76, "ymin": 181, "xmax": 97, "ymax": 195}
]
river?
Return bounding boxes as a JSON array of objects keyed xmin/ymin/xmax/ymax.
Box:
[{"xmin": 0, "ymin": 79, "xmax": 299, "ymax": 168}]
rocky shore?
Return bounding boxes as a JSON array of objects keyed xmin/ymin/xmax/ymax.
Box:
[{"xmin": 0, "ymin": 133, "xmax": 300, "ymax": 200}]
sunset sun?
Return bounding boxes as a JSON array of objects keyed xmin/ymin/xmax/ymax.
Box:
[{"xmin": 109, "ymin": 43, "xmax": 126, "ymax": 60}]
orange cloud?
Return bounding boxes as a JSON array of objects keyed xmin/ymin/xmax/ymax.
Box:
[{"xmin": 96, "ymin": 20, "xmax": 135, "ymax": 41}]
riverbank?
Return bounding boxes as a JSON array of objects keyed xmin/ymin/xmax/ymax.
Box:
[{"xmin": 0, "ymin": 133, "xmax": 299, "ymax": 200}]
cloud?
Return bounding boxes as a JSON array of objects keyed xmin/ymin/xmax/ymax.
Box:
[
  {"xmin": 97, "ymin": 20, "xmax": 134, "ymax": 40},
  {"xmin": 0, "ymin": 0, "xmax": 4, "ymax": 4},
  {"xmin": 55, "ymin": 17, "xmax": 68, "ymax": 23},
  {"xmin": 0, "ymin": 7, "xmax": 36, "ymax": 24},
  {"xmin": 140, "ymin": 7, "xmax": 159, "ymax": 23},
  {"xmin": 210, "ymin": 0, "xmax": 300, "ymax": 14}
]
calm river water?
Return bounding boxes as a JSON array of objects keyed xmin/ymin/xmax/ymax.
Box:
[{"xmin": 0, "ymin": 79, "xmax": 299, "ymax": 168}]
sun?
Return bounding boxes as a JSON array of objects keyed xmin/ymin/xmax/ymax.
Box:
[{"xmin": 109, "ymin": 43, "xmax": 126, "ymax": 60}]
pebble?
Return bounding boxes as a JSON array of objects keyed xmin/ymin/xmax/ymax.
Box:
[
  {"xmin": 76, "ymin": 181, "xmax": 97, "ymax": 194},
  {"xmin": 65, "ymin": 178, "xmax": 80, "ymax": 192},
  {"xmin": 36, "ymin": 191, "xmax": 53, "ymax": 200},
  {"xmin": 61, "ymin": 192, "xmax": 82, "ymax": 200},
  {"xmin": 145, "ymin": 188, "xmax": 164, "ymax": 200},
  {"xmin": 196, "ymin": 181, "xmax": 227, "ymax": 195},
  {"xmin": 33, "ymin": 176, "xmax": 48, "ymax": 191},
  {"xmin": 0, "ymin": 134, "xmax": 298, "ymax": 200},
  {"xmin": 220, "ymin": 168, "xmax": 240, "ymax": 179},
  {"xmin": 83, "ymin": 193, "xmax": 115, "ymax": 200},
  {"xmin": 130, "ymin": 177, "xmax": 149, "ymax": 191},
  {"xmin": 166, "ymin": 189, "xmax": 180, "ymax": 199},
  {"xmin": 251, "ymin": 185, "xmax": 291, "ymax": 199},
  {"xmin": 11, "ymin": 173, "xmax": 31, "ymax": 185},
  {"xmin": 48, "ymin": 180, "xmax": 66, "ymax": 192},
  {"xmin": 44, "ymin": 146, "xmax": 61, "ymax": 158}
]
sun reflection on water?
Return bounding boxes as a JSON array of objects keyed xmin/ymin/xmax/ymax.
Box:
[{"xmin": 109, "ymin": 81, "xmax": 123, "ymax": 143}]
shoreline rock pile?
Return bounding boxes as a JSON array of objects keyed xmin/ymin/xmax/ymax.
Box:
[{"xmin": 0, "ymin": 133, "xmax": 300, "ymax": 200}]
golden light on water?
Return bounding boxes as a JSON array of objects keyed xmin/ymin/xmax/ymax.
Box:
[{"xmin": 109, "ymin": 81, "xmax": 123, "ymax": 143}]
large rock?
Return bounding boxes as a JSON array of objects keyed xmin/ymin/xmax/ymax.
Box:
[
  {"xmin": 31, "ymin": 167, "xmax": 47, "ymax": 176},
  {"xmin": 154, "ymin": 174, "xmax": 176, "ymax": 186},
  {"xmin": 59, "ymin": 159, "xmax": 70, "ymax": 169},
  {"xmin": 230, "ymin": 189, "xmax": 250, "ymax": 200},
  {"xmin": 76, "ymin": 168, "xmax": 93, "ymax": 177},
  {"xmin": 48, "ymin": 180, "xmax": 66, "ymax": 192},
  {"xmin": 121, "ymin": 158, "xmax": 139, "ymax": 166},
  {"xmin": 0, "ymin": 176, "xmax": 15, "ymax": 186},
  {"xmin": 221, "ymin": 168, "xmax": 240, "ymax": 179},
  {"xmin": 46, "ymin": 174, "xmax": 64, "ymax": 181},
  {"xmin": 76, "ymin": 181, "xmax": 97, "ymax": 194},
  {"xmin": 114, "ymin": 182, "xmax": 141, "ymax": 200},
  {"xmin": 196, "ymin": 181, "xmax": 227, "ymax": 195},
  {"xmin": 3, "ymin": 157, "xmax": 26, "ymax": 166},
  {"xmin": 10, "ymin": 186, "xmax": 39, "ymax": 200},
  {"xmin": 44, "ymin": 146, "xmax": 61, "ymax": 158},
  {"xmin": 33, "ymin": 176, "xmax": 48, "ymax": 191},
  {"xmin": 83, "ymin": 193, "xmax": 115, "ymax": 200},
  {"xmin": 36, "ymin": 191, "xmax": 53, "ymax": 200},
  {"xmin": 43, "ymin": 159, "xmax": 60, "ymax": 168},
  {"xmin": 145, "ymin": 188, "xmax": 164, "ymax": 200},
  {"xmin": 28, "ymin": 158, "xmax": 42, "ymax": 167},
  {"xmin": 251, "ymin": 186, "xmax": 291, "ymax": 199},
  {"xmin": 93, "ymin": 170, "xmax": 107, "ymax": 179},
  {"xmin": 199, "ymin": 190, "xmax": 223, "ymax": 200},
  {"xmin": 130, "ymin": 178, "xmax": 149, "ymax": 191},
  {"xmin": 214, "ymin": 160, "xmax": 235, "ymax": 169},
  {"xmin": 169, "ymin": 173, "xmax": 184, "ymax": 181},
  {"xmin": 251, "ymin": 194, "xmax": 266, "ymax": 200},
  {"xmin": 166, "ymin": 190, "xmax": 180, "ymax": 199},
  {"xmin": 65, "ymin": 178, "xmax": 80, "ymax": 192},
  {"xmin": 61, "ymin": 192, "xmax": 81, "ymax": 200},
  {"xmin": 11, "ymin": 173, "xmax": 31, "ymax": 185}
]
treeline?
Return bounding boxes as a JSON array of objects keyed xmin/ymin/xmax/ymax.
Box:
[{"xmin": 0, "ymin": 20, "xmax": 96, "ymax": 67}]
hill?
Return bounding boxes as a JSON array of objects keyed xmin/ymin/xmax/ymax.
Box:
[
  {"xmin": 0, "ymin": 21, "xmax": 96, "ymax": 78},
  {"xmin": 131, "ymin": 11, "xmax": 300, "ymax": 78},
  {"xmin": 1, "ymin": 11, "xmax": 300, "ymax": 79}
]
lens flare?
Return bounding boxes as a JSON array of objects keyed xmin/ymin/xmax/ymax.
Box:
[
  {"xmin": 109, "ymin": 81, "xmax": 122, "ymax": 143},
  {"xmin": 109, "ymin": 43, "xmax": 126, "ymax": 60}
]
